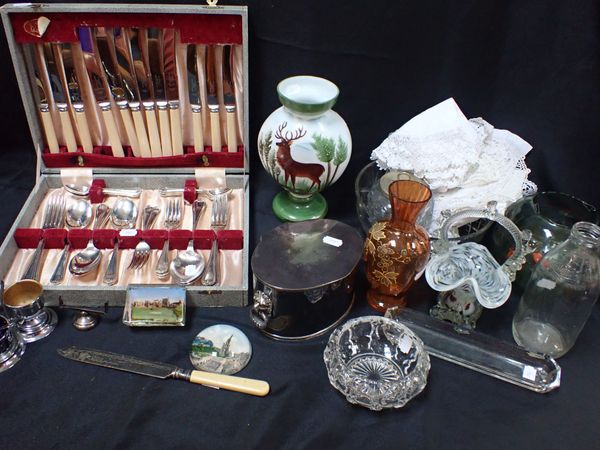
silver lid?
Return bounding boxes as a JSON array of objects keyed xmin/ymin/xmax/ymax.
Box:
[{"xmin": 251, "ymin": 219, "xmax": 362, "ymax": 291}]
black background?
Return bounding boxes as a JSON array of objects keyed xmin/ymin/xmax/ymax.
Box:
[{"xmin": 0, "ymin": 1, "xmax": 599, "ymax": 449}]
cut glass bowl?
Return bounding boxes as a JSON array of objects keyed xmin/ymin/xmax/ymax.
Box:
[{"xmin": 323, "ymin": 316, "xmax": 430, "ymax": 411}]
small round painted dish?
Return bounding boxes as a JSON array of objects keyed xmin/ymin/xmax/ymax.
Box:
[{"xmin": 190, "ymin": 324, "xmax": 252, "ymax": 375}]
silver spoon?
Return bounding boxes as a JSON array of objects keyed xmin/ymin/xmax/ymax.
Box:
[
  {"xmin": 66, "ymin": 199, "xmax": 93, "ymax": 228},
  {"xmin": 111, "ymin": 198, "xmax": 138, "ymax": 229},
  {"xmin": 67, "ymin": 203, "xmax": 110, "ymax": 277},
  {"xmin": 64, "ymin": 184, "xmax": 141, "ymax": 198},
  {"xmin": 169, "ymin": 239, "xmax": 205, "ymax": 285},
  {"xmin": 68, "ymin": 239, "xmax": 101, "ymax": 276}
]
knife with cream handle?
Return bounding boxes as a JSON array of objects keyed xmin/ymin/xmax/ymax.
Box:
[
  {"xmin": 163, "ymin": 29, "xmax": 183, "ymax": 156},
  {"xmin": 148, "ymin": 28, "xmax": 171, "ymax": 156},
  {"xmin": 205, "ymin": 45, "xmax": 221, "ymax": 152},
  {"xmin": 119, "ymin": 27, "xmax": 152, "ymax": 158},
  {"xmin": 222, "ymin": 45, "xmax": 238, "ymax": 153},
  {"xmin": 94, "ymin": 27, "xmax": 140, "ymax": 157},
  {"xmin": 33, "ymin": 70, "xmax": 59, "ymax": 153},
  {"xmin": 41, "ymin": 43, "xmax": 77, "ymax": 152},
  {"xmin": 56, "ymin": 43, "xmax": 93, "ymax": 153},
  {"xmin": 58, "ymin": 346, "xmax": 270, "ymax": 397},
  {"xmin": 78, "ymin": 26, "xmax": 125, "ymax": 157},
  {"xmin": 186, "ymin": 44, "xmax": 204, "ymax": 152}
]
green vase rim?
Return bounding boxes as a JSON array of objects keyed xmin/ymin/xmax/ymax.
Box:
[{"xmin": 277, "ymin": 76, "xmax": 339, "ymax": 116}]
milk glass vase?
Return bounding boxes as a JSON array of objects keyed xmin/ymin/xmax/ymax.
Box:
[
  {"xmin": 512, "ymin": 222, "xmax": 600, "ymax": 358},
  {"xmin": 258, "ymin": 76, "xmax": 352, "ymax": 221}
]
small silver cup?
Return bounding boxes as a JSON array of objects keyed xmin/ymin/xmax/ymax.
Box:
[{"xmin": 2, "ymin": 280, "xmax": 57, "ymax": 343}]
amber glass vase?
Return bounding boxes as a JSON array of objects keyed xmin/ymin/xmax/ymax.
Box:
[{"xmin": 364, "ymin": 180, "xmax": 432, "ymax": 312}]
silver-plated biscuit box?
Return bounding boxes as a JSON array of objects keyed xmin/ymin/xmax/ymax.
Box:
[{"xmin": 0, "ymin": 3, "xmax": 250, "ymax": 307}]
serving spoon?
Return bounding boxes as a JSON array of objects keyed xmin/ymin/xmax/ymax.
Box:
[
  {"xmin": 67, "ymin": 203, "xmax": 110, "ymax": 277},
  {"xmin": 65, "ymin": 184, "xmax": 141, "ymax": 199}
]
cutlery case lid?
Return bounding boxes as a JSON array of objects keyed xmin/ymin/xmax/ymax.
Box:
[{"xmin": 0, "ymin": 3, "xmax": 249, "ymax": 176}]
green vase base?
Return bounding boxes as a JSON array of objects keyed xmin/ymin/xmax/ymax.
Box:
[
  {"xmin": 367, "ymin": 289, "xmax": 407, "ymax": 313},
  {"xmin": 272, "ymin": 191, "xmax": 328, "ymax": 222}
]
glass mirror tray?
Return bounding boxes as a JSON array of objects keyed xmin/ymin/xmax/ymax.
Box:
[{"xmin": 385, "ymin": 307, "xmax": 561, "ymax": 393}]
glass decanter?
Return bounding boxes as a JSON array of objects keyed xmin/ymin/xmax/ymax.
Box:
[
  {"xmin": 512, "ymin": 221, "xmax": 600, "ymax": 358},
  {"xmin": 425, "ymin": 202, "xmax": 530, "ymax": 330},
  {"xmin": 364, "ymin": 179, "xmax": 431, "ymax": 312}
]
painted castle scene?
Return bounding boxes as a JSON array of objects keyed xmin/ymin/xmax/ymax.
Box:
[
  {"xmin": 124, "ymin": 286, "xmax": 186, "ymax": 326},
  {"xmin": 190, "ymin": 325, "xmax": 252, "ymax": 375}
]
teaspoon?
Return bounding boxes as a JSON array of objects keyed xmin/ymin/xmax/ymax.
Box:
[{"xmin": 169, "ymin": 239, "xmax": 205, "ymax": 285}]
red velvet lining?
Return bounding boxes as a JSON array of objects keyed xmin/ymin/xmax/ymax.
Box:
[
  {"xmin": 14, "ymin": 228, "xmax": 43, "ymax": 248},
  {"xmin": 117, "ymin": 231, "xmax": 141, "ymax": 250},
  {"xmin": 14, "ymin": 228, "xmax": 243, "ymax": 250},
  {"xmin": 89, "ymin": 179, "xmax": 105, "ymax": 203},
  {"xmin": 92, "ymin": 229, "xmax": 118, "ymax": 249},
  {"xmin": 168, "ymin": 230, "xmax": 192, "ymax": 250},
  {"xmin": 68, "ymin": 229, "xmax": 92, "ymax": 248},
  {"xmin": 216, "ymin": 230, "xmax": 244, "ymax": 250},
  {"xmin": 11, "ymin": 12, "xmax": 243, "ymax": 44},
  {"xmin": 184, "ymin": 179, "xmax": 198, "ymax": 204},
  {"xmin": 42, "ymin": 146, "xmax": 244, "ymax": 169},
  {"xmin": 141, "ymin": 230, "xmax": 168, "ymax": 249},
  {"xmin": 43, "ymin": 229, "xmax": 68, "ymax": 249}
]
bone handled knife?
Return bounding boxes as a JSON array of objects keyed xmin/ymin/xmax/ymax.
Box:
[
  {"xmin": 79, "ymin": 27, "xmax": 125, "ymax": 157},
  {"xmin": 41, "ymin": 43, "xmax": 77, "ymax": 152},
  {"xmin": 222, "ymin": 45, "xmax": 238, "ymax": 153},
  {"xmin": 206, "ymin": 45, "xmax": 222, "ymax": 152},
  {"xmin": 57, "ymin": 43, "xmax": 93, "ymax": 153},
  {"xmin": 121, "ymin": 27, "xmax": 152, "ymax": 158},
  {"xmin": 187, "ymin": 44, "xmax": 204, "ymax": 152},
  {"xmin": 94, "ymin": 27, "xmax": 140, "ymax": 157},
  {"xmin": 163, "ymin": 29, "xmax": 183, "ymax": 156},
  {"xmin": 58, "ymin": 347, "xmax": 270, "ymax": 397},
  {"xmin": 33, "ymin": 71, "xmax": 59, "ymax": 153},
  {"xmin": 148, "ymin": 28, "xmax": 171, "ymax": 156}
]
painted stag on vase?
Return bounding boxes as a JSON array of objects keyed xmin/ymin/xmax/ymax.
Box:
[{"xmin": 274, "ymin": 122, "xmax": 324, "ymax": 192}]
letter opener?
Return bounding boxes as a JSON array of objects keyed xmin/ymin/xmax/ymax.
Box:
[{"xmin": 58, "ymin": 346, "xmax": 270, "ymax": 397}]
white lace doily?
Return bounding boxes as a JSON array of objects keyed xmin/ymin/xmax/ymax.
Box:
[{"xmin": 371, "ymin": 99, "xmax": 535, "ymax": 235}]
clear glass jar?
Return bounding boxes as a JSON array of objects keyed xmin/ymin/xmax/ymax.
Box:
[{"xmin": 512, "ymin": 221, "xmax": 600, "ymax": 358}]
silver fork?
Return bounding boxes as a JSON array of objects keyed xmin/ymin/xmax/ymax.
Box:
[
  {"xmin": 154, "ymin": 197, "xmax": 182, "ymax": 278},
  {"xmin": 22, "ymin": 191, "xmax": 66, "ymax": 280},
  {"xmin": 128, "ymin": 205, "xmax": 161, "ymax": 271},
  {"xmin": 201, "ymin": 192, "xmax": 229, "ymax": 286}
]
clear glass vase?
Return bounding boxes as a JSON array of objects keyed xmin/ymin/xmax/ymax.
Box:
[{"xmin": 512, "ymin": 221, "xmax": 600, "ymax": 358}]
